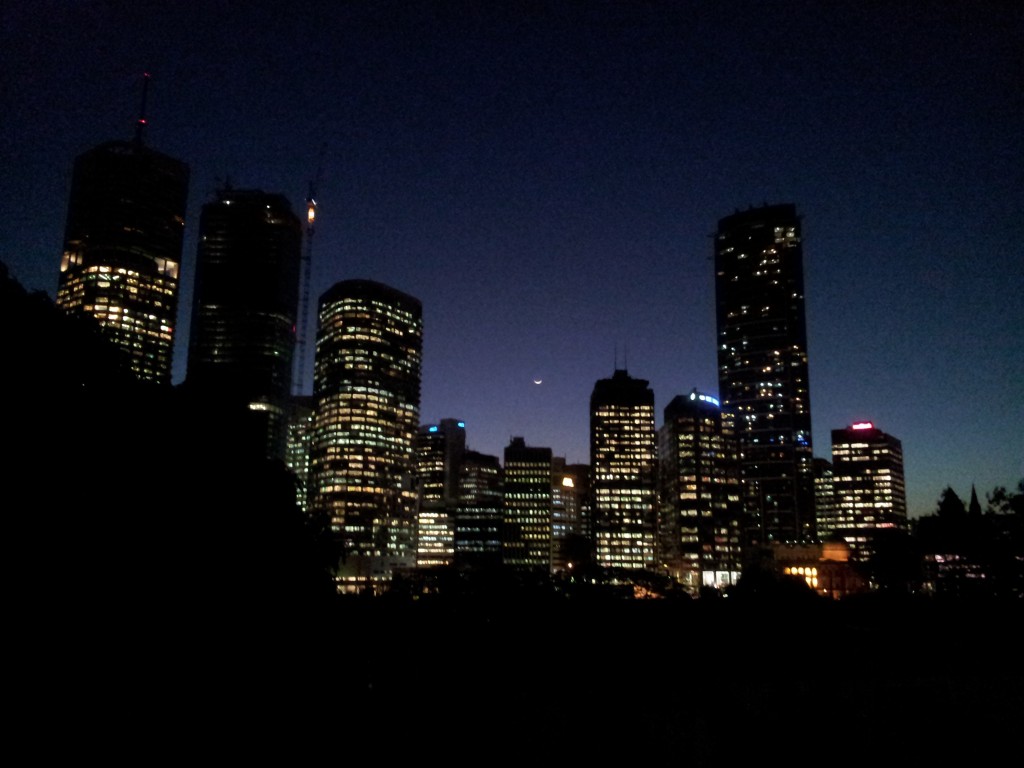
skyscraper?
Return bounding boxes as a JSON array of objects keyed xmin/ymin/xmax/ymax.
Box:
[
  {"xmin": 590, "ymin": 369, "xmax": 657, "ymax": 570},
  {"xmin": 57, "ymin": 127, "xmax": 189, "ymax": 384},
  {"xmin": 309, "ymin": 279, "xmax": 422, "ymax": 588},
  {"xmin": 714, "ymin": 204, "xmax": 815, "ymax": 545},
  {"xmin": 658, "ymin": 389, "xmax": 743, "ymax": 593},
  {"xmin": 414, "ymin": 418, "xmax": 467, "ymax": 567},
  {"xmin": 502, "ymin": 437, "xmax": 553, "ymax": 572},
  {"xmin": 285, "ymin": 395, "xmax": 316, "ymax": 512},
  {"xmin": 827, "ymin": 421, "xmax": 907, "ymax": 562},
  {"xmin": 551, "ymin": 458, "xmax": 587, "ymax": 573},
  {"xmin": 564, "ymin": 462, "xmax": 592, "ymax": 548},
  {"xmin": 455, "ymin": 450, "xmax": 504, "ymax": 569},
  {"xmin": 186, "ymin": 188, "xmax": 302, "ymax": 459},
  {"xmin": 813, "ymin": 457, "xmax": 837, "ymax": 541}
]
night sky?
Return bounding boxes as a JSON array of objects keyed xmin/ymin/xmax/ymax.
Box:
[{"xmin": 3, "ymin": 1, "xmax": 1021, "ymax": 518}]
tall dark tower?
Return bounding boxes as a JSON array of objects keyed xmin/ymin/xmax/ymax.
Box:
[
  {"xmin": 56, "ymin": 76, "xmax": 189, "ymax": 384},
  {"xmin": 455, "ymin": 450, "xmax": 504, "ymax": 569},
  {"xmin": 186, "ymin": 188, "xmax": 302, "ymax": 460},
  {"xmin": 309, "ymin": 279, "xmax": 423, "ymax": 589},
  {"xmin": 714, "ymin": 204, "xmax": 815, "ymax": 545}
]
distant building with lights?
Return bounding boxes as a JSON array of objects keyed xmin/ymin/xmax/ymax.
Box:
[
  {"xmin": 658, "ymin": 388, "xmax": 743, "ymax": 593},
  {"xmin": 186, "ymin": 188, "xmax": 302, "ymax": 460},
  {"xmin": 551, "ymin": 458, "xmax": 587, "ymax": 573},
  {"xmin": 414, "ymin": 418, "xmax": 467, "ymax": 567},
  {"xmin": 590, "ymin": 369, "xmax": 657, "ymax": 570},
  {"xmin": 412, "ymin": 421, "xmax": 507, "ymax": 570},
  {"xmin": 566, "ymin": 462, "xmax": 592, "ymax": 547},
  {"xmin": 813, "ymin": 458, "xmax": 837, "ymax": 539},
  {"xmin": 456, "ymin": 450, "xmax": 504, "ymax": 569},
  {"xmin": 714, "ymin": 204, "xmax": 815, "ymax": 546},
  {"xmin": 503, "ymin": 437, "xmax": 553, "ymax": 572},
  {"xmin": 309, "ymin": 279, "xmax": 422, "ymax": 589},
  {"xmin": 56, "ymin": 129, "xmax": 189, "ymax": 384},
  {"xmin": 828, "ymin": 421, "xmax": 907, "ymax": 562},
  {"xmin": 772, "ymin": 541, "xmax": 868, "ymax": 598},
  {"xmin": 285, "ymin": 395, "xmax": 316, "ymax": 512}
]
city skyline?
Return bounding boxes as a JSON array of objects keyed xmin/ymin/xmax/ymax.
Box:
[{"xmin": 3, "ymin": 1, "xmax": 1021, "ymax": 519}]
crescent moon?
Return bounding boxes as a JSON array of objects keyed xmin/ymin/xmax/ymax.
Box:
[{"xmin": 533, "ymin": 378, "xmax": 543, "ymax": 385}]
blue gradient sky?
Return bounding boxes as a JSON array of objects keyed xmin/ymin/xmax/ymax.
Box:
[{"xmin": 3, "ymin": 1, "xmax": 1021, "ymax": 518}]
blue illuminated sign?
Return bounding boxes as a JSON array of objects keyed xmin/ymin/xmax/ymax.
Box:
[{"xmin": 690, "ymin": 391, "xmax": 720, "ymax": 407}]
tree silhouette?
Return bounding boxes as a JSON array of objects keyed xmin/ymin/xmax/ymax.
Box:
[
  {"xmin": 936, "ymin": 486, "xmax": 967, "ymax": 518},
  {"xmin": 988, "ymin": 481, "xmax": 1024, "ymax": 516}
]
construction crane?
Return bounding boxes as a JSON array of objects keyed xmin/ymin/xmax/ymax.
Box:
[{"xmin": 293, "ymin": 145, "xmax": 326, "ymax": 396}]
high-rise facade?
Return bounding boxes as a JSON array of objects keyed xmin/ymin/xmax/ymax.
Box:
[
  {"xmin": 309, "ymin": 280, "xmax": 423, "ymax": 587},
  {"xmin": 658, "ymin": 389, "xmax": 743, "ymax": 593},
  {"xmin": 414, "ymin": 419, "xmax": 467, "ymax": 567},
  {"xmin": 502, "ymin": 437, "xmax": 553, "ymax": 572},
  {"xmin": 590, "ymin": 369, "xmax": 657, "ymax": 570},
  {"xmin": 714, "ymin": 204, "xmax": 815, "ymax": 545},
  {"xmin": 828, "ymin": 422, "xmax": 907, "ymax": 562},
  {"xmin": 813, "ymin": 457, "xmax": 837, "ymax": 540},
  {"xmin": 186, "ymin": 188, "xmax": 302, "ymax": 459},
  {"xmin": 455, "ymin": 450, "xmax": 503, "ymax": 569},
  {"xmin": 551, "ymin": 458, "xmax": 587, "ymax": 573},
  {"xmin": 285, "ymin": 395, "xmax": 317, "ymax": 512},
  {"xmin": 57, "ymin": 138, "xmax": 189, "ymax": 384},
  {"xmin": 565, "ymin": 462, "xmax": 592, "ymax": 547}
]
